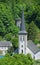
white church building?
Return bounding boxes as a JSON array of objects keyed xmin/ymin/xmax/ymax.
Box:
[{"xmin": 15, "ymin": 10, "xmax": 40, "ymax": 60}]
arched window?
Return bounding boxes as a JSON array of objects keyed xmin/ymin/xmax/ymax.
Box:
[
  {"xmin": 22, "ymin": 45, "xmax": 23, "ymax": 47},
  {"xmin": 21, "ymin": 50, "xmax": 23, "ymax": 54}
]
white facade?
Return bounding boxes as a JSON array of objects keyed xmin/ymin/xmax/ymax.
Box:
[
  {"xmin": 26, "ymin": 47, "xmax": 40, "ymax": 60},
  {"xmin": 26, "ymin": 47, "xmax": 34, "ymax": 58},
  {"xmin": 19, "ymin": 34, "xmax": 27, "ymax": 54},
  {"xmin": 0, "ymin": 47, "xmax": 8, "ymax": 55},
  {"xmin": 35, "ymin": 52, "xmax": 40, "ymax": 60}
]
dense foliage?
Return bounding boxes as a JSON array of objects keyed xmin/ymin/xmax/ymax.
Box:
[
  {"xmin": 0, "ymin": 2, "xmax": 19, "ymax": 49},
  {"xmin": 0, "ymin": 54, "xmax": 40, "ymax": 65},
  {"xmin": 0, "ymin": 54, "xmax": 35, "ymax": 65},
  {"xmin": 0, "ymin": 0, "xmax": 40, "ymax": 49}
]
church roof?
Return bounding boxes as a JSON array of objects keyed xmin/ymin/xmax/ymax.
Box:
[
  {"xmin": 18, "ymin": 31, "xmax": 27, "ymax": 35},
  {"xmin": 0, "ymin": 41, "xmax": 12, "ymax": 47},
  {"xmin": 27, "ymin": 40, "xmax": 40, "ymax": 54}
]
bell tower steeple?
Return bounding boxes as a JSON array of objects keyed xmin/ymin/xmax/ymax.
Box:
[
  {"xmin": 18, "ymin": 9, "xmax": 27, "ymax": 54},
  {"xmin": 20, "ymin": 9, "xmax": 25, "ymax": 31}
]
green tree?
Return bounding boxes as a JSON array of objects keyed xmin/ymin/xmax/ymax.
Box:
[{"xmin": 28, "ymin": 21, "xmax": 37, "ymax": 41}]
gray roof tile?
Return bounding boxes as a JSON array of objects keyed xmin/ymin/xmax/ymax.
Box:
[
  {"xmin": 0, "ymin": 41, "xmax": 12, "ymax": 47},
  {"xmin": 27, "ymin": 40, "xmax": 40, "ymax": 54}
]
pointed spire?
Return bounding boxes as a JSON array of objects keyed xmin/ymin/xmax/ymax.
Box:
[
  {"xmin": 20, "ymin": 9, "xmax": 25, "ymax": 31},
  {"xmin": 18, "ymin": 9, "xmax": 27, "ymax": 35}
]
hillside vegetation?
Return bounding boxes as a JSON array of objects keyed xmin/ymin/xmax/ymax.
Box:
[
  {"xmin": 0, "ymin": 0, "xmax": 40, "ymax": 65},
  {"xmin": 0, "ymin": 0, "xmax": 40, "ymax": 49}
]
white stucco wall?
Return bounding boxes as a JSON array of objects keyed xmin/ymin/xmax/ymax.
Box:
[
  {"xmin": 35, "ymin": 52, "xmax": 40, "ymax": 60},
  {"xmin": 26, "ymin": 47, "xmax": 34, "ymax": 58},
  {"xmin": 0, "ymin": 47, "xmax": 8, "ymax": 50},
  {"xmin": 26, "ymin": 47, "xmax": 40, "ymax": 60},
  {"xmin": 2, "ymin": 51, "xmax": 7, "ymax": 55},
  {"xmin": 19, "ymin": 41, "xmax": 25, "ymax": 54},
  {"xmin": 0, "ymin": 47, "xmax": 8, "ymax": 55},
  {"xmin": 19, "ymin": 35, "xmax": 27, "ymax": 54}
]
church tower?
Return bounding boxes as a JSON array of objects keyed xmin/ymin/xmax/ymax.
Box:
[{"xmin": 18, "ymin": 10, "xmax": 27, "ymax": 54}]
